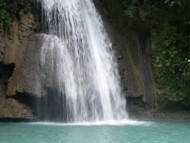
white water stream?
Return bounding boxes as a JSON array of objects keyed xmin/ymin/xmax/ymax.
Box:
[{"xmin": 38, "ymin": 0, "xmax": 127, "ymax": 122}]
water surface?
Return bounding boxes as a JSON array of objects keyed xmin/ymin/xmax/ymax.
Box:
[{"xmin": 0, "ymin": 120, "xmax": 190, "ymax": 143}]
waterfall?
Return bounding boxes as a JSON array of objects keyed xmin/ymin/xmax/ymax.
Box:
[{"xmin": 37, "ymin": 0, "xmax": 127, "ymax": 122}]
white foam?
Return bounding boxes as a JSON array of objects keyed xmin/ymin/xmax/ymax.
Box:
[{"xmin": 28, "ymin": 120, "xmax": 153, "ymax": 126}]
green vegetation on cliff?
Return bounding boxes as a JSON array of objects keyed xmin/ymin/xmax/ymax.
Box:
[
  {"xmin": 0, "ymin": 0, "xmax": 12, "ymax": 30},
  {"xmin": 123, "ymin": 0, "xmax": 190, "ymax": 104},
  {"xmin": 0, "ymin": 0, "xmax": 37, "ymax": 32}
]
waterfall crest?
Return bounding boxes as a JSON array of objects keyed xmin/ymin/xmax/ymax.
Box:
[{"xmin": 38, "ymin": 0, "xmax": 127, "ymax": 122}]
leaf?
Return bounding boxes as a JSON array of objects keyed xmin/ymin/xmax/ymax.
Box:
[{"xmin": 166, "ymin": 62, "xmax": 170, "ymax": 66}]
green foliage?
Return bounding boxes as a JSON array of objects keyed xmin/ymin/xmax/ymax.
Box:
[
  {"xmin": 0, "ymin": 0, "xmax": 36, "ymax": 32},
  {"xmin": 152, "ymin": 26, "xmax": 190, "ymax": 100},
  {"xmin": 123, "ymin": 0, "xmax": 190, "ymax": 103},
  {"xmin": 123, "ymin": 0, "xmax": 138, "ymax": 18},
  {"xmin": 6, "ymin": 0, "xmax": 36, "ymax": 15},
  {"xmin": 164, "ymin": 0, "xmax": 183, "ymax": 7},
  {"xmin": 0, "ymin": 0, "xmax": 12, "ymax": 31},
  {"xmin": 124, "ymin": 5, "xmax": 138, "ymax": 18}
]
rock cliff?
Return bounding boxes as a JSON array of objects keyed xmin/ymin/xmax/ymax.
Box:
[
  {"xmin": 93, "ymin": 0, "xmax": 156, "ymax": 106},
  {"xmin": 0, "ymin": 0, "xmax": 157, "ymax": 119},
  {"xmin": 0, "ymin": 11, "xmax": 37, "ymax": 119}
]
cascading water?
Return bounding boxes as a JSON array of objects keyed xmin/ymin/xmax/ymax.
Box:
[{"xmin": 37, "ymin": 0, "xmax": 127, "ymax": 122}]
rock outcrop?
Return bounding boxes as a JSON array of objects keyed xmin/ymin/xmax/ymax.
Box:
[{"xmin": 0, "ymin": 12, "xmax": 37, "ymax": 119}]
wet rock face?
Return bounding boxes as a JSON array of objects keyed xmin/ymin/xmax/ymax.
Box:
[
  {"xmin": 93, "ymin": 0, "xmax": 156, "ymax": 106},
  {"xmin": 6, "ymin": 34, "xmax": 63, "ymax": 98}
]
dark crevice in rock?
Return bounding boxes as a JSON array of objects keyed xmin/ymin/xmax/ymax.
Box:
[
  {"xmin": 138, "ymin": 36, "xmax": 156, "ymax": 107},
  {"xmin": 0, "ymin": 63, "xmax": 15, "ymax": 82},
  {"xmin": 126, "ymin": 96, "xmax": 152, "ymax": 118},
  {"xmin": 0, "ymin": 63, "xmax": 15, "ymax": 97},
  {"xmin": 11, "ymin": 93, "xmax": 36, "ymax": 113}
]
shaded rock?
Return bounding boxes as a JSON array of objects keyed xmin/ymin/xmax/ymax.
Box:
[{"xmin": 93, "ymin": 0, "xmax": 156, "ymax": 106}]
